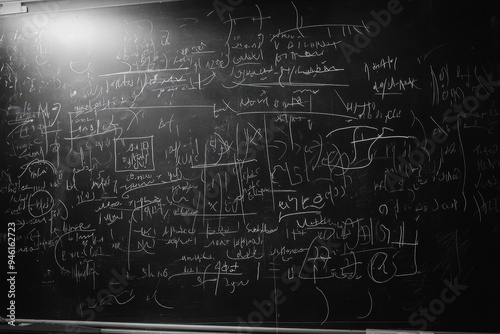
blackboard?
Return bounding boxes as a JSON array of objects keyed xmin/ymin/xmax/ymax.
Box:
[{"xmin": 1, "ymin": 0, "xmax": 500, "ymax": 332}]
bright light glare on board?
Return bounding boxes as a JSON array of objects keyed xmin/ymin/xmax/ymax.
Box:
[{"xmin": 49, "ymin": 14, "xmax": 105, "ymax": 54}]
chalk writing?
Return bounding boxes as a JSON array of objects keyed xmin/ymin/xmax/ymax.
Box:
[{"xmin": 0, "ymin": 0, "xmax": 498, "ymax": 330}]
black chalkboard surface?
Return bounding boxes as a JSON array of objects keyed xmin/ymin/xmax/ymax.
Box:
[{"xmin": 1, "ymin": 0, "xmax": 500, "ymax": 332}]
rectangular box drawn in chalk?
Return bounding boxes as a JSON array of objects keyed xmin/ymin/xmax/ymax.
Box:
[{"xmin": 114, "ymin": 136, "xmax": 155, "ymax": 172}]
